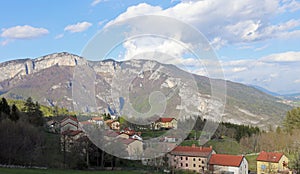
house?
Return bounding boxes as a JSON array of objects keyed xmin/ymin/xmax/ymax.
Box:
[
  {"xmin": 160, "ymin": 136, "xmax": 178, "ymax": 143},
  {"xmin": 155, "ymin": 117, "xmax": 177, "ymax": 130},
  {"xmin": 169, "ymin": 144, "xmax": 215, "ymax": 173},
  {"xmin": 46, "ymin": 119, "xmax": 60, "ymax": 133},
  {"xmin": 61, "ymin": 130, "xmax": 84, "ymax": 152},
  {"xmin": 256, "ymin": 151, "xmax": 290, "ymax": 174},
  {"xmin": 105, "ymin": 120, "xmax": 120, "ymax": 130},
  {"xmin": 89, "ymin": 116, "xmax": 104, "ymax": 126},
  {"xmin": 118, "ymin": 138, "xmax": 143, "ymax": 159},
  {"xmin": 121, "ymin": 128, "xmax": 142, "ymax": 136},
  {"xmin": 60, "ymin": 116, "xmax": 79, "ymax": 133},
  {"xmin": 209, "ymin": 154, "xmax": 248, "ymax": 174},
  {"xmin": 130, "ymin": 134, "xmax": 143, "ymax": 141}
]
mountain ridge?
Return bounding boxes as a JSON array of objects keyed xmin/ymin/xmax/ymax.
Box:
[{"xmin": 0, "ymin": 52, "xmax": 292, "ymax": 129}]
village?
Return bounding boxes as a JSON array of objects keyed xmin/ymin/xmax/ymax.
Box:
[{"xmin": 46, "ymin": 115, "xmax": 292, "ymax": 174}]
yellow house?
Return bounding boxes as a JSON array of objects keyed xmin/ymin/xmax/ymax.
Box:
[
  {"xmin": 155, "ymin": 117, "xmax": 177, "ymax": 130},
  {"xmin": 256, "ymin": 151, "xmax": 290, "ymax": 174}
]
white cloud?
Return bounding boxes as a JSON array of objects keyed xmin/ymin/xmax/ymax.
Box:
[
  {"xmin": 221, "ymin": 51, "xmax": 300, "ymax": 94},
  {"xmin": 91, "ymin": 0, "xmax": 107, "ymax": 6},
  {"xmin": 54, "ymin": 34, "xmax": 64, "ymax": 39},
  {"xmin": 261, "ymin": 51, "xmax": 300, "ymax": 63},
  {"xmin": 101, "ymin": 1, "xmax": 300, "ymax": 93},
  {"xmin": 0, "ymin": 25, "xmax": 49, "ymax": 39},
  {"xmin": 98, "ymin": 19, "xmax": 108, "ymax": 26},
  {"xmin": 106, "ymin": 0, "xmax": 300, "ymax": 47},
  {"xmin": 210, "ymin": 37, "xmax": 227, "ymax": 50},
  {"xmin": 232, "ymin": 67, "xmax": 247, "ymax": 72},
  {"xmin": 64, "ymin": 22, "xmax": 92, "ymax": 33}
]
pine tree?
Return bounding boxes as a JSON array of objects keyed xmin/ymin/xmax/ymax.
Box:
[
  {"xmin": 10, "ymin": 104, "xmax": 19, "ymax": 122},
  {"xmin": 23, "ymin": 97, "xmax": 44, "ymax": 126},
  {"xmin": 0, "ymin": 98, "xmax": 10, "ymax": 115}
]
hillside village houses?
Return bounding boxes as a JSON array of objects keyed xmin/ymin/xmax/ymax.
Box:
[
  {"xmin": 154, "ymin": 117, "xmax": 178, "ymax": 130},
  {"xmin": 50, "ymin": 115, "xmax": 293, "ymax": 173},
  {"xmin": 256, "ymin": 151, "xmax": 290, "ymax": 174},
  {"xmin": 168, "ymin": 144, "xmax": 215, "ymax": 173},
  {"xmin": 209, "ymin": 154, "xmax": 248, "ymax": 174},
  {"xmin": 59, "ymin": 115, "xmax": 144, "ymax": 159}
]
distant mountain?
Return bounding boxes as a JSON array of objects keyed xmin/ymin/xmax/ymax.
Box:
[
  {"xmin": 281, "ymin": 93, "xmax": 300, "ymax": 101},
  {"xmin": 251, "ymin": 85, "xmax": 300, "ymax": 102},
  {"xmin": 250, "ymin": 85, "xmax": 281, "ymax": 97},
  {"xmin": 0, "ymin": 52, "xmax": 292, "ymax": 129}
]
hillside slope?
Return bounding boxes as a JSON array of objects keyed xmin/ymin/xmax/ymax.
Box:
[{"xmin": 0, "ymin": 52, "xmax": 291, "ymax": 128}]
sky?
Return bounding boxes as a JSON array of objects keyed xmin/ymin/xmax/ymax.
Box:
[{"xmin": 0, "ymin": 0, "xmax": 300, "ymax": 94}]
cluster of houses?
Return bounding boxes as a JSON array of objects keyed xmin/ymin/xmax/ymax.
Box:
[
  {"xmin": 162, "ymin": 144, "xmax": 290, "ymax": 174},
  {"xmin": 47, "ymin": 116, "xmax": 178, "ymax": 159},
  {"xmin": 46, "ymin": 116, "xmax": 291, "ymax": 174}
]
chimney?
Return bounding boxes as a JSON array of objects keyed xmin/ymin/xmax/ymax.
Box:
[
  {"xmin": 192, "ymin": 144, "xmax": 196, "ymax": 148},
  {"xmin": 209, "ymin": 145, "xmax": 212, "ymax": 149}
]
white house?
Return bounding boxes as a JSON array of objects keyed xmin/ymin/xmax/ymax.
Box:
[
  {"xmin": 60, "ymin": 116, "xmax": 78, "ymax": 133},
  {"xmin": 209, "ymin": 154, "xmax": 248, "ymax": 174}
]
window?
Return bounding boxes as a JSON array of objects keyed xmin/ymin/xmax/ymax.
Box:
[
  {"xmin": 181, "ymin": 163, "xmax": 183, "ymax": 167},
  {"xmin": 193, "ymin": 158, "xmax": 195, "ymax": 161},
  {"xmin": 181, "ymin": 157, "xmax": 183, "ymax": 160},
  {"xmin": 186, "ymin": 157, "xmax": 188, "ymax": 160},
  {"xmin": 199, "ymin": 158, "xmax": 201, "ymax": 161},
  {"xmin": 186, "ymin": 163, "xmax": 188, "ymax": 167},
  {"xmin": 202, "ymin": 161, "xmax": 204, "ymax": 164},
  {"xmin": 193, "ymin": 164, "xmax": 196, "ymax": 167}
]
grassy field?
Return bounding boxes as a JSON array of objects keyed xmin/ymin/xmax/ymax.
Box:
[
  {"xmin": 245, "ymin": 154, "xmax": 258, "ymax": 172},
  {"xmin": 0, "ymin": 168, "xmax": 152, "ymax": 174},
  {"xmin": 205, "ymin": 137, "xmax": 244, "ymax": 155}
]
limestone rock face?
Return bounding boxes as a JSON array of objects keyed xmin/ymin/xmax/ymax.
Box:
[
  {"xmin": 0, "ymin": 52, "xmax": 87, "ymax": 82},
  {"xmin": 0, "ymin": 52, "xmax": 291, "ymax": 129}
]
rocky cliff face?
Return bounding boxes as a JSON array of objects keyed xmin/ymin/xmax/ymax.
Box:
[
  {"xmin": 0, "ymin": 52, "xmax": 291, "ymax": 128},
  {"xmin": 0, "ymin": 52, "xmax": 87, "ymax": 82}
]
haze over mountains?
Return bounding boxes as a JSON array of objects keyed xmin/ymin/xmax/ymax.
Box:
[{"xmin": 0, "ymin": 52, "xmax": 292, "ymax": 129}]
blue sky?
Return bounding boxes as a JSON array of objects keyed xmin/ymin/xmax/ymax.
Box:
[{"xmin": 0, "ymin": 0, "xmax": 300, "ymax": 94}]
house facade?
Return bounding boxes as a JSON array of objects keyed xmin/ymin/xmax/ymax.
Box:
[
  {"xmin": 169, "ymin": 144, "xmax": 215, "ymax": 173},
  {"xmin": 256, "ymin": 151, "xmax": 290, "ymax": 174},
  {"xmin": 155, "ymin": 118, "xmax": 177, "ymax": 130},
  {"xmin": 209, "ymin": 154, "xmax": 248, "ymax": 174},
  {"xmin": 60, "ymin": 116, "xmax": 78, "ymax": 133}
]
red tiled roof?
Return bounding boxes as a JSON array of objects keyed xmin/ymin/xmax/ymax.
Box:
[
  {"xmin": 61, "ymin": 116, "xmax": 78, "ymax": 123},
  {"xmin": 159, "ymin": 118, "xmax": 175, "ymax": 123},
  {"xmin": 91, "ymin": 116, "xmax": 103, "ymax": 121},
  {"xmin": 80, "ymin": 121, "xmax": 92, "ymax": 125},
  {"xmin": 209, "ymin": 154, "xmax": 244, "ymax": 167},
  {"xmin": 256, "ymin": 151, "xmax": 284, "ymax": 163},
  {"xmin": 61, "ymin": 121, "xmax": 78, "ymax": 128},
  {"xmin": 170, "ymin": 145, "xmax": 213, "ymax": 157}
]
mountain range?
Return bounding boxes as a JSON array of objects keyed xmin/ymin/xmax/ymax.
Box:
[{"xmin": 0, "ymin": 52, "xmax": 292, "ymax": 129}]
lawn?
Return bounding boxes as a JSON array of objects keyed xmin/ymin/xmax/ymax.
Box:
[
  {"xmin": 245, "ymin": 154, "xmax": 258, "ymax": 172},
  {"xmin": 0, "ymin": 168, "xmax": 150, "ymax": 174},
  {"xmin": 205, "ymin": 137, "xmax": 242, "ymax": 155}
]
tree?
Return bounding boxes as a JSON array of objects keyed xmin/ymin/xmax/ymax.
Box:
[
  {"xmin": 284, "ymin": 107, "xmax": 300, "ymax": 133},
  {"xmin": 23, "ymin": 97, "xmax": 35, "ymax": 113},
  {"xmin": 23, "ymin": 97, "xmax": 44, "ymax": 126},
  {"xmin": 0, "ymin": 119, "xmax": 45, "ymax": 165},
  {"xmin": 9, "ymin": 104, "xmax": 19, "ymax": 122},
  {"xmin": 293, "ymin": 153, "xmax": 300, "ymax": 173},
  {"xmin": 1, "ymin": 98, "xmax": 10, "ymax": 115}
]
